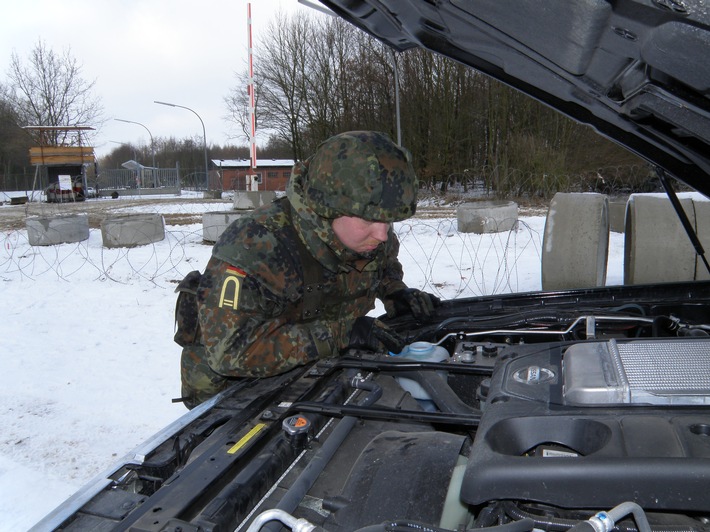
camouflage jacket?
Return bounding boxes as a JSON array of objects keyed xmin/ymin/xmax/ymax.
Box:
[{"xmin": 196, "ymin": 195, "xmax": 407, "ymax": 379}]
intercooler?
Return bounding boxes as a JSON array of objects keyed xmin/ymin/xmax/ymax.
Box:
[{"xmin": 563, "ymin": 338, "xmax": 710, "ymax": 406}]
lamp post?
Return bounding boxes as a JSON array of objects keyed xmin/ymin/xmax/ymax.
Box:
[
  {"xmin": 110, "ymin": 141, "xmax": 140, "ymax": 193},
  {"xmin": 110, "ymin": 140, "xmax": 137, "ymax": 162},
  {"xmin": 115, "ymin": 118, "xmax": 157, "ymax": 186},
  {"xmin": 154, "ymin": 100, "xmax": 209, "ymax": 190},
  {"xmin": 390, "ymin": 49, "xmax": 402, "ymax": 146}
]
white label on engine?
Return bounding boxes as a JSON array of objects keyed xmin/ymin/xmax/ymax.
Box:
[{"xmin": 542, "ymin": 448, "xmax": 578, "ymax": 457}]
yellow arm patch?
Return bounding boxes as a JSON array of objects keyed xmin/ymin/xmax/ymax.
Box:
[{"xmin": 219, "ymin": 266, "xmax": 246, "ymax": 309}]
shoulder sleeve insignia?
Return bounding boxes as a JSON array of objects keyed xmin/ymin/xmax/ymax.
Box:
[{"xmin": 219, "ymin": 266, "xmax": 247, "ymax": 309}]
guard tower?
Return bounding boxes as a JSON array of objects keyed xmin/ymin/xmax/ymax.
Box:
[{"xmin": 25, "ymin": 125, "xmax": 96, "ymax": 203}]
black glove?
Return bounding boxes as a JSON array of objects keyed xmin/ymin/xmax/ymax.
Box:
[
  {"xmin": 348, "ymin": 317, "xmax": 407, "ymax": 353},
  {"xmin": 385, "ymin": 288, "xmax": 440, "ymax": 319}
]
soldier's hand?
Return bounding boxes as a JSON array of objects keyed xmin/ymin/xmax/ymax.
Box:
[
  {"xmin": 385, "ymin": 288, "xmax": 440, "ymax": 319},
  {"xmin": 348, "ymin": 317, "xmax": 407, "ymax": 353}
]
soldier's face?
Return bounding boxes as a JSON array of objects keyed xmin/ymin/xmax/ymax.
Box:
[{"xmin": 331, "ymin": 216, "xmax": 390, "ymax": 253}]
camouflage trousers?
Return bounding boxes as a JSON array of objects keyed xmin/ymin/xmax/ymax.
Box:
[{"xmin": 180, "ymin": 344, "xmax": 229, "ymax": 409}]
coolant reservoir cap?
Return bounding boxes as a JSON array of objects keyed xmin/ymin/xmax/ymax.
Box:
[
  {"xmin": 282, "ymin": 415, "xmax": 312, "ymax": 449},
  {"xmin": 283, "ymin": 415, "xmax": 311, "ymax": 435},
  {"xmin": 481, "ymin": 342, "xmax": 498, "ymax": 357},
  {"xmin": 397, "ymin": 341, "xmax": 449, "ymax": 362}
]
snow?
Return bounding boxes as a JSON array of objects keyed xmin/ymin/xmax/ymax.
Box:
[{"xmin": 0, "ymin": 195, "xmax": 625, "ymax": 530}]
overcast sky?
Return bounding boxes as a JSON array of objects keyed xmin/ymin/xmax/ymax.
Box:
[{"xmin": 0, "ymin": 0, "xmax": 326, "ymax": 159}]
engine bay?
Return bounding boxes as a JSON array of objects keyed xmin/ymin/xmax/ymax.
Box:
[{"xmin": 38, "ymin": 282, "xmax": 710, "ymax": 531}]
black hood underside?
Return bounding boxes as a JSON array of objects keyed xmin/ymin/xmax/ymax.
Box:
[{"xmin": 318, "ymin": 0, "xmax": 710, "ymax": 195}]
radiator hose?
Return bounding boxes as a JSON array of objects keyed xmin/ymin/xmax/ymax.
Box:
[{"xmin": 259, "ymin": 376, "xmax": 382, "ymax": 532}]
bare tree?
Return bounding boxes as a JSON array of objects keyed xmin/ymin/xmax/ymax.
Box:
[
  {"xmin": 238, "ymin": 11, "xmax": 400, "ymax": 160},
  {"xmin": 332, "ymin": 26, "xmax": 397, "ymax": 136},
  {"xmin": 301, "ymin": 15, "xmax": 345, "ymax": 146},
  {"xmin": 0, "ymin": 85, "xmax": 33, "ymax": 177},
  {"xmin": 224, "ymin": 69, "xmax": 263, "ymax": 144},
  {"xmin": 6, "ymin": 39, "xmax": 104, "ymax": 146},
  {"xmin": 255, "ymin": 10, "xmax": 312, "ymax": 161},
  {"xmin": 225, "ymin": 12, "xmax": 643, "ymax": 198}
]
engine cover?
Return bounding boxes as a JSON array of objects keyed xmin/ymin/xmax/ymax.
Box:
[{"xmin": 461, "ymin": 338, "xmax": 710, "ymax": 511}]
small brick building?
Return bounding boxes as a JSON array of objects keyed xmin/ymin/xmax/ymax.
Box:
[{"xmin": 213, "ymin": 158, "xmax": 295, "ymax": 192}]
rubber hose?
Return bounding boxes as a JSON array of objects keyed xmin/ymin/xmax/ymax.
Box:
[
  {"xmin": 262, "ymin": 378, "xmax": 383, "ymax": 532},
  {"xmin": 502, "ymin": 502, "xmax": 699, "ymax": 532},
  {"xmin": 353, "ymin": 517, "xmax": 534, "ymax": 532},
  {"xmin": 608, "ymin": 502, "xmax": 652, "ymax": 532}
]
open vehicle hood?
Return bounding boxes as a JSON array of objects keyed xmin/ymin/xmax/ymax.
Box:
[{"xmin": 319, "ymin": 0, "xmax": 710, "ymax": 194}]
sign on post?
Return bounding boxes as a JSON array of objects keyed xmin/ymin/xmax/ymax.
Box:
[{"xmin": 58, "ymin": 174, "xmax": 73, "ymax": 190}]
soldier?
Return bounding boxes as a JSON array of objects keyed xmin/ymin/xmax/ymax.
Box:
[{"xmin": 177, "ymin": 131, "xmax": 438, "ymax": 408}]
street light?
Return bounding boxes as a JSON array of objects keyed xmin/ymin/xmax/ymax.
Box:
[
  {"xmin": 110, "ymin": 140, "xmax": 137, "ymax": 161},
  {"xmin": 154, "ymin": 100, "xmax": 209, "ymax": 190},
  {"xmin": 110, "ymin": 140, "xmax": 141, "ymax": 193},
  {"xmin": 115, "ymin": 118, "xmax": 157, "ymax": 186},
  {"xmin": 390, "ymin": 50, "xmax": 402, "ymax": 146}
]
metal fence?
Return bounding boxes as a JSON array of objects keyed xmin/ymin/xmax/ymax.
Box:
[{"xmin": 100, "ymin": 167, "xmax": 180, "ymax": 190}]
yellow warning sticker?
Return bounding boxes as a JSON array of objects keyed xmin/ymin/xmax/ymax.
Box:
[{"xmin": 227, "ymin": 423, "xmax": 266, "ymax": 455}]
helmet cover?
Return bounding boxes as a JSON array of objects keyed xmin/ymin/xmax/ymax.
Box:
[{"xmin": 302, "ymin": 131, "xmax": 418, "ymax": 222}]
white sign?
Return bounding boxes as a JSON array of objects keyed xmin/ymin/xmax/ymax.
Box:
[
  {"xmin": 246, "ymin": 173, "xmax": 262, "ymax": 191},
  {"xmin": 58, "ymin": 174, "xmax": 72, "ymax": 190}
]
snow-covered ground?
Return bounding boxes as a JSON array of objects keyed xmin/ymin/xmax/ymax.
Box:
[{"xmin": 0, "ymin": 193, "xmax": 625, "ymax": 530}]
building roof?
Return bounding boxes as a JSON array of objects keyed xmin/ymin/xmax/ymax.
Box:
[{"xmin": 213, "ymin": 158, "xmax": 295, "ymax": 168}]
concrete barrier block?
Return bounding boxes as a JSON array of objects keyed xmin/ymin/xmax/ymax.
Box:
[
  {"xmin": 27, "ymin": 214, "xmax": 90, "ymax": 246},
  {"xmin": 456, "ymin": 200, "xmax": 518, "ymax": 234},
  {"xmin": 623, "ymin": 195, "xmax": 695, "ymax": 284},
  {"xmin": 101, "ymin": 213, "xmax": 165, "ymax": 248},
  {"xmin": 233, "ymin": 191, "xmax": 276, "ymax": 210},
  {"xmin": 202, "ymin": 211, "xmax": 248, "ymax": 243},
  {"xmin": 542, "ymin": 192, "xmax": 609, "ymax": 290}
]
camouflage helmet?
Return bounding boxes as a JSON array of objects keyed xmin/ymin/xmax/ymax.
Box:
[{"xmin": 302, "ymin": 131, "xmax": 418, "ymax": 222}]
